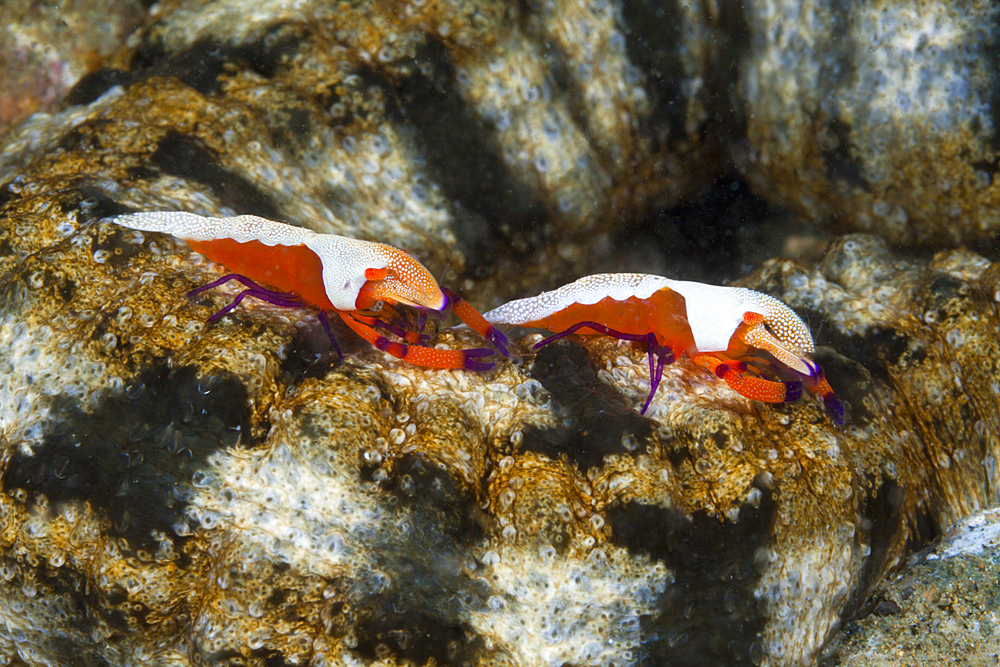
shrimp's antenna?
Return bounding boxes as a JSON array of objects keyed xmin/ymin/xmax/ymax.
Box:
[
  {"xmin": 435, "ymin": 249, "xmax": 462, "ymax": 317},
  {"xmin": 437, "ymin": 249, "xmax": 461, "ymax": 286}
]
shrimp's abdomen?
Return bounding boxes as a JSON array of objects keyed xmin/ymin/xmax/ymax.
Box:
[{"xmin": 187, "ymin": 238, "xmax": 335, "ymax": 310}]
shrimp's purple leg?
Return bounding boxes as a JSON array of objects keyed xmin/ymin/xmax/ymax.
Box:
[
  {"xmin": 640, "ymin": 337, "xmax": 675, "ymax": 415},
  {"xmin": 372, "ymin": 315, "xmax": 432, "ymax": 345},
  {"xmin": 189, "ymin": 274, "xmax": 305, "ymax": 316},
  {"xmin": 536, "ymin": 322, "xmax": 673, "ymax": 415},
  {"xmin": 534, "ymin": 321, "xmax": 656, "ymax": 347},
  {"xmin": 823, "ymin": 393, "xmax": 845, "ymax": 425},
  {"xmin": 316, "ymin": 311, "xmax": 344, "ymax": 362},
  {"xmin": 188, "ymin": 274, "xmax": 298, "ymax": 300},
  {"xmin": 202, "ymin": 287, "xmax": 306, "ymax": 321},
  {"xmin": 190, "ymin": 273, "xmax": 346, "ymax": 360}
]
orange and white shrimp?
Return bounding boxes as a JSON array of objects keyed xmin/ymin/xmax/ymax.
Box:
[
  {"xmin": 111, "ymin": 211, "xmax": 508, "ymax": 370},
  {"xmin": 483, "ymin": 273, "xmax": 842, "ymax": 422}
]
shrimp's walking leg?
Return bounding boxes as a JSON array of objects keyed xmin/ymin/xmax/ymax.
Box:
[
  {"xmin": 640, "ymin": 338, "xmax": 675, "ymax": 415},
  {"xmin": 533, "ymin": 320, "xmax": 656, "ymax": 347},
  {"xmin": 188, "ymin": 273, "xmax": 299, "ymax": 301},
  {"xmin": 369, "ymin": 311, "xmax": 432, "ymax": 345},
  {"xmin": 443, "ymin": 289, "xmax": 509, "ymax": 356},
  {"xmin": 693, "ymin": 354, "xmax": 803, "ymax": 404},
  {"xmin": 316, "ymin": 311, "xmax": 344, "ymax": 362},
  {"xmin": 190, "ymin": 273, "xmax": 345, "ymax": 356},
  {"xmin": 535, "ymin": 321, "xmax": 674, "ymax": 415},
  {"xmin": 188, "ymin": 274, "xmax": 306, "ymax": 321},
  {"xmin": 340, "ymin": 312, "xmax": 497, "ymax": 371}
]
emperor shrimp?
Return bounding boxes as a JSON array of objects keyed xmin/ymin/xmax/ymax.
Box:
[
  {"xmin": 483, "ymin": 273, "xmax": 842, "ymax": 422},
  {"xmin": 111, "ymin": 211, "xmax": 508, "ymax": 370}
]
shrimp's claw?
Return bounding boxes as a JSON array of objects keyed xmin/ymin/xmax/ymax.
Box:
[
  {"xmin": 808, "ymin": 370, "xmax": 844, "ymax": 425},
  {"xmin": 783, "ymin": 380, "xmax": 804, "ymax": 402},
  {"xmin": 737, "ymin": 311, "xmax": 844, "ymax": 424},
  {"xmin": 443, "ymin": 288, "xmax": 510, "ymax": 356},
  {"xmin": 823, "ymin": 393, "xmax": 844, "ymax": 425},
  {"xmin": 340, "ymin": 311, "xmax": 499, "ymax": 370},
  {"xmin": 694, "ymin": 355, "xmax": 798, "ymax": 404}
]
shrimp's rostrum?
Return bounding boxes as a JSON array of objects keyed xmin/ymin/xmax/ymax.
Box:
[
  {"xmin": 111, "ymin": 211, "xmax": 508, "ymax": 370},
  {"xmin": 484, "ymin": 273, "xmax": 843, "ymax": 422}
]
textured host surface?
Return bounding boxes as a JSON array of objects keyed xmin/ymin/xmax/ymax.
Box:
[
  {"xmin": 0, "ymin": 317, "xmax": 122, "ymax": 451},
  {"xmin": 467, "ymin": 547, "xmax": 667, "ymax": 667}
]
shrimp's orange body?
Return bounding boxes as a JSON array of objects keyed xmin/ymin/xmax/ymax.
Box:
[{"xmin": 185, "ymin": 238, "xmax": 338, "ymax": 310}]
